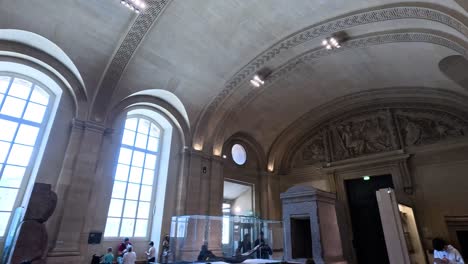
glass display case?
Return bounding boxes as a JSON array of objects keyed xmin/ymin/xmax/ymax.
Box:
[{"xmin": 169, "ymin": 215, "xmax": 283, "ymax": 262}]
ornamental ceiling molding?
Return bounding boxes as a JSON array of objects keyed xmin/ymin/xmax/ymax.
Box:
[
  {"xmin": 90, "ymin": 0, "xmax": 171, "ymax": 122},
  {"xmin": 194, "ymin": 3, "xmax": 468, "ymax": 146},
  {"xmin": 211, "ymin": 29, "xmax": 468, "ymax": 152}
]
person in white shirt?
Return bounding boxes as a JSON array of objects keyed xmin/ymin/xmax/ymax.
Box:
[
  {"xmin": 146, "ymin": 241, "xmax": 156, "ymax": 263},
  {"xmin": 433, "ymin": 238, "xmax": 465, "ymax": 264},
  {"xmin": 123, "ymin": 245, "xmax": 137, "ymax": 264}
]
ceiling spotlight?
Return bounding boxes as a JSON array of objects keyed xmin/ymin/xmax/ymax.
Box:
[
  {"xmin": 321, "ymin": 32, "xmax": 349, "ymax": 51},
  {"xmin": 249, "ymin": 68, "xmax": 271, "ymax": 88},
  {"xmin": 322, "ymin": 37, "xmax": 341, "ymax": 50},
  {"xmin": 119, "ymin": 0, "xmax": 146, "ymax": 14}
]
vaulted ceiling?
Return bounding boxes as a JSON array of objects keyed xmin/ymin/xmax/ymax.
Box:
[{"xmin": 1, "ymin": 0, "xmax": 468, "ymax": 155}]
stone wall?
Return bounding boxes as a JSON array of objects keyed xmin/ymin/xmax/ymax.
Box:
[{"xmin": 282, "ymin": 105, "xmax": 468, "ymax": 263}]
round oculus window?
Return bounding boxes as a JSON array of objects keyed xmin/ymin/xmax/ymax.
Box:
[{"xmin": 231, "ymin": 144, "xmax": 247, "ymax": 165}]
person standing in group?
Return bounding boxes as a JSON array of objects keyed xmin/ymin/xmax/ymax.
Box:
[
  {"xmin": 123, "ymin": 245, "xmax": 137, "ymax": 264},
  {"xmin": 160, "ymin": 235, "xmax": 170, "ymax": 263},
  {"xmin": 254, "ymin": 232, "xmax": 272, "ymax": 259},
  {"xmin": 237, "ymin": 233, "xmax": 252, "ymax": 255},
  {"xmin": 433, "ymin": 238, "xmax": 464, "ymax": 264},
  {"xmin": 102, "ymin": 247, "xmax": 114, "ymax": 264},
  {"xmin": 146, "ymin": 241, "xmax": 156, "ymax": 264},
  {"xmin": 117, "ymin": 237, "xmax": 132, "ymax": 264}
]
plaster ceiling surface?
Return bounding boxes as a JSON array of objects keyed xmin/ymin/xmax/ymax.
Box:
[
  {"xmin": 113, "ymin": 0, "xmax": 467, "ymax": 124},
  {"xmin": 1, "ymin": 0, "xmax": 468, "ymax": 150},
  {"xmin": 226, "ymin": 43, "xmax": 466, "ymax": 152},
  {"xmin": 0, "ymin": 0, "xmax": 134, "ymax": 98}
]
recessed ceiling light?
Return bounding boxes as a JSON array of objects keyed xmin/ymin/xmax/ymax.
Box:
[{"xmin": 119, "ymin": 0, "xmax": 146, "ymax": 13}]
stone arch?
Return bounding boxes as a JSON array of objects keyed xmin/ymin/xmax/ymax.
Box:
[
  {"xmin": 222, "ymin": 132, "xmax": 267, "ymax": 170},
  {"xmin": 193, "ymin": 2, "xmax": 468, "ymax": 152},
  {"xmin": 107, "ymin": 93, "xmax": 191, "ymax": 148},
  {"xmin": 267, "ymin": 87, "xmax": 468, "ymax": 173},
  {"xmin": 0, "ymin": 29, "xmax": 87, "ymax": 119}
]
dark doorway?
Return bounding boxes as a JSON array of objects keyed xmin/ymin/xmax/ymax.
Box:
[
  {"xmin": 345, "ymin": 175, "xmax": 394, "ymax": 264},
  {"xmin": 291, "ymin": 218, "xmax": 312, "ymax": 259},
  {"xmin": 456, "ymin": 231, "xmax": 468, "ymax": 259}
]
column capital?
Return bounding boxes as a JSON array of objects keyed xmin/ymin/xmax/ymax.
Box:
[{"xmin": 71, "ymin": 118, "xmax": 113, "ymax": 134}]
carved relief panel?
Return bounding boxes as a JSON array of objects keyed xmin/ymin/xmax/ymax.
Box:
[
  {"xmin": 292, "ymin": 107, "xmax": 468, "ymax": 166},
  {"xmin": 395, "ymin": 110, "xmax": 468, "ymax": 147},
  {"xmin": 294, "ymin": 133, "xmax": 327, "ymax": 167},
  {"xmin": 330, "ymin": 111, "xmax": 396, "ymax": 161}
]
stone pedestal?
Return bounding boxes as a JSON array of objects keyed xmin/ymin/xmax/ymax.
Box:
[
  {"xmin": 7, "ymin": 183, "xmax": 57, "ymax": 264},
  {"xmin": 281, "ymin": 185, "xmax": 346, "ymax": 264}
]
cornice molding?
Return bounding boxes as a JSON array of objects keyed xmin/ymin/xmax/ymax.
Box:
[{"xmin": 90, "ymin": 0, "xmax": 171, "ymax": 122}]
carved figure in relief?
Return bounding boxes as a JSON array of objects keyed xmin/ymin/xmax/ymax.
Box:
[
  {"xmin": 302, "ymin": 137, "xmax": 325, "ymax": 162},
  {"xmin": 335, "ymin": 117, "xmax": 392, "ymax": 158},
  {"xmin": 399, "ymin": 115, "xmax": 467, "ymax": 146}
]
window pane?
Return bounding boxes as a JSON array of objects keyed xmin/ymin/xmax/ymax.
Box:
[
  {"xmin": 142, "ymin": 169, "xmax": 154, "ymax": 185},
  {"xmin": 129, "ymin": 167, "xmax": 142, "ymax": 184},
  {"xmin": 120, "ymin": 218, "xmax": 135, "ymax": 237},
  {"xmin": 126, "ymin": 183, "xmax": 140, "ymax": 200},
  {"xmin": 14, "ymin": 124, "xmax": 39, "ymax": 146},
  {"xmin": 131, "ymin": 151, "xmax": 144, "ymax": 167},
  {"xmin": 135, "ymin": 133, "xmax": 147, "ymax": 149},
  {"xmin": 0, "ymin": 119, "xmax": 18, "ymax": 142},
  {"xmin": 140, "ymin": 185, "xmax": 152, "ymax": 202},
  {"xmin": 150, "ymin": 123, "xmax": 160, "ymax": 137},
  {"xmin": 1, "ymin": 96, "xmax": 26, "ymax": 118},
  {"xmin": 0, "ymin": 212, "xmax": 11, "ymax": 237},
  {"xmin": 137, "ymin": 202, "xmax": 150, "ymax": 219},
  {"xmin": 0, "ymin": 94, "xmax": 3, "ymax": 105},
  {"xmin": 115, "ymin": 164, "xmax": 130, "ymax": 181},
  {"xmin": 30, "ymin": 86, "xmax": 49, "ymax": 105},
  {"xmin": 0, "ymin": 165, "xmax": 26, "ymax": 188},
  {"xmin": 107, "ymin": 199, "xmax": 124, "ymax": 217},
  {"xmin": 121, "ymin": 129, "xmax": 135, "ymax": 146},
  {"xmin": 0, "ymin": 76, "xmax": 10, "ymax": 93},
  {"xmin": 118, "ymin": 148, "xmax": 132, "ymax": 165},
  {"xmin": 145, "ymin": 154, "xmax": 157, "ymax": 169},
  {"xmin": 9, "ymin": 78, "xmax": 32, "ymax": 99},
  {"xmin": 134, "ymin": 219, "xmax": 148, "ymax": 237},
  {"xmin": 23, "ymin": 103, "xmax": 46, "ymax": 123},
  {"xmin": 138, "ymin": 119, "xmax": 150, "ymax": 135},
  {"xmin": 0, "ymin": 187, "xmax": 19, "ymax": 211},
  {"xmin": 147, "ymin": 137, "xmax": 159, "ymax": 152},
  {"xmin": 125, "ymin": 118, "xmax": 137, "ymax": 131},
  {"xmin": 123, "ymin": 200, "xmax": 137, "ymax": 218},
  {"xmin": 111, "ymin": 181, "xmax": 127, "ymax": 199},
  {"xmin": 0, "ymin": 141, "xmax": 11, "ymax": 163},
  {"xmin": 7, "ymin": 144, "xmax": 33, "ymax": 166},
  {"xmin": 104, "ymin": 217, "xmax": 120, "ymax": 237}
]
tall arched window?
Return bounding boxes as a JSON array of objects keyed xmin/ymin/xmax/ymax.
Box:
[
  {"xmin": 104, "ymin": 116, "xmax": 162, "ymax": 238},
  {"xmin": 0, "ymin": 75, "xmax": 53, "ymax": 237}
]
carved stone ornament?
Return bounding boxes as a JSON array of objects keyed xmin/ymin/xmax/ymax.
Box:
[
  {"xmin": 301, "ymin": 134, "xmax": 326, "ymax": 164},
  {"xmin": 332, "ymin": 113, "xmax": 394, "ymax": 160},
  {"xmin": 293, "ymin": 107, "xmax": 468, "ymax": 165},
  {"xmin": 396, "ymin": 110, "xmax": 468, "ymax": 147}
]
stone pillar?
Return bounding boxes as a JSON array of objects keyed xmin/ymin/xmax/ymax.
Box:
[
  {"xmin": 47, "ymin": 120, "xmax": 109, "ymax": 263},
  {"xmin": 175, "ymin": 151, "xmax": 224, "ymax": 261},
  {"xmin": 6, "ymin": 183, "xmax": 57, "ymax": 264},
  {"xmin": 281, "ymin": 185, "xmax": 346, "ymax": 264}
]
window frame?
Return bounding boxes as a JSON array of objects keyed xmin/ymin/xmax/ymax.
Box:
[
  {"xmin": 0, "ymin": 72, "xmax": 56, "ymax": 240},
  {"xmin": 104, "ymin": 114, "xmax": 164, "ymax": 240}
]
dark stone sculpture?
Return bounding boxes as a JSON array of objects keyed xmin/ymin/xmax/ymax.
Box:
[{"xmin": 8, "ymin": 183, "xmax": 57, "ymax": 264}]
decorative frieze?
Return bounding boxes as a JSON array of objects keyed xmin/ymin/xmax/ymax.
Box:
[{"xmin": 293, "ymin": 107, "xmax": 468, "ymax": 166}]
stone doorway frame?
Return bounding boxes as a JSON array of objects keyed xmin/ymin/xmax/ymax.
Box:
[
  {"xmin": 445, "ymin": 216, "xmax": 468, "ymax": 254},
  {"xmin": 323, "ymin": 150, "xmax": 414, "ymax": 264}
]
